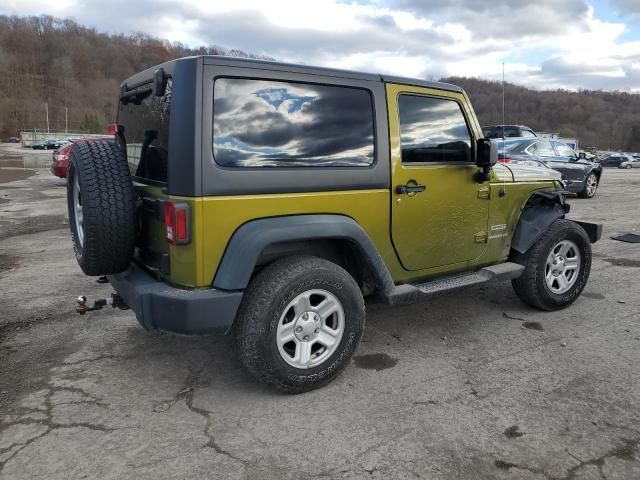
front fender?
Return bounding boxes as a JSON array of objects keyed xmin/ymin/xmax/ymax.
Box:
[{"xmin": 511, "ymin": 190, "xmax": 570, "ymax": 254}]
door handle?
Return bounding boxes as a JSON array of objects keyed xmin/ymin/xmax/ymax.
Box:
[{"xmin": 396, "ymin": 184, "xmax": 426, "ymax": 195}]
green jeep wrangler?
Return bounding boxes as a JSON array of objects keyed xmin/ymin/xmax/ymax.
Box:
[{"xmin": 67, "ymin": 56, "xmax": 601, "ymax": 393}]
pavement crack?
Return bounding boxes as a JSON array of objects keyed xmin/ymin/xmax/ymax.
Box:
[{"xmin": 174, "ymin": 367, "xmax": 248, "ymax": 466}]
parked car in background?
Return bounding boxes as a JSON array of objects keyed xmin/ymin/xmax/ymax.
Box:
[
  {"xmin": 599, "ymin": 154, "xmax": 634, "ymax": 168},
  {"xmin": 33, "ymin": 139, "xmax": 66, "ymax": 150},
  {"xmin": 51, "ymin": 137, "xmax": 111, "ymax": 178},
  {"xmin": 619, "ymin": 157, "xmax": 640, "ymax": 169},
  {"xmin": 1, "ymin": 137, "xmax": 20, "ymax": 143},
  {"xmin": 482, "ymin": 125, "xmax": 537, "ymax": 139},
  {"xmin": 498, "ymin": 138, "xmax": 603, "ymax": 198}
]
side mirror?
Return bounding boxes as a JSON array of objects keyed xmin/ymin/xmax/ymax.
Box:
[
  {"xmin": 476, "ymin": 138, "xmax": 497, "ymax": 182},
  {"xmin": 578, "ymin": 152, "xmax": 586, "ymax": 159}
]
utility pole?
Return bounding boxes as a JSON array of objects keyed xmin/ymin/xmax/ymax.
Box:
[
  {"xmin": 65, "ymin": 107, "xmax": 68, "ymax": 134},
  {"xmin": 45, "ymin": 102, "xmax": 50, "ymax": 133},
  {"xmin": 502, "ymin": 62, "xmax": 505, "ymax": 139}
]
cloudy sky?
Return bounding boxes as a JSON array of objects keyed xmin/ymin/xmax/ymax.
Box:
[{"xmin": 2, "ymin": 0, "xmax": 640, "ymax": 91}]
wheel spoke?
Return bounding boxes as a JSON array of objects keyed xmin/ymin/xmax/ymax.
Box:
[
  {"xmin": 292, "ymin": 293, "xmax": 312, "ymax": 317},
  {"xmin": 296, "ymin": 341, "xmax": 313, "ymax": 366},
  {"xmin": 277, "ymin": 321, "xmax": 296, "ymax": 345},
  {"xmin": 315, "ymin": 297, "xmax": 339, "ymax": 320},
  {"xmin": 316, "ymin": 325, "xmax": 339, "ymax": 348},
  {"xmin": 556, "ymin": 274, "xmax": 569, "ymax": 291},
  {"xmin": 564, "ymin": 258, "xmax": 579, "ymax": 270},
  {"xmin": 559, "ymin": 242, "xmax": 572, "ymax": 257}
]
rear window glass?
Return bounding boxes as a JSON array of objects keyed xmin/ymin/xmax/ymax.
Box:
[
  {"xmin": 118, "ymin": 78, "xmax": 172, "ymax": 183},
  {"xmin": 213, "ymin": 78, "xmax": 375, "ymax": 167}
]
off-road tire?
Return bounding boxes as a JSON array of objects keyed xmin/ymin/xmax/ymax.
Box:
[
  {"xmin": 577, "ymin": 172, "xmax": 598, "ymax": 198},
  {"xmin": 67, "ymin": 140, "xmax": 136, "ymax": 276},
  {"xmin": 511, "ymin": 219, "xmax": 591, "ymax": 311},
  {"xmin": 234, "ymin": 255, "xmax": 365, "ymax": 394}
]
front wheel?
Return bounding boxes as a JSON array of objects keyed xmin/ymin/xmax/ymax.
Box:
[
  {"xmin": 234, "ymin": 256, "xmax": 365, "ymax": 393},
  {"xmin": 577, "ymin": 172, "xmax": 598, "ymax": 198},
  {"xmin": 626, "ymin": 164, "xmax": 632, "ymax": 169},
  {"xmin": 511, "ymin": 219, "xmax": 591, "ymax": 311}
]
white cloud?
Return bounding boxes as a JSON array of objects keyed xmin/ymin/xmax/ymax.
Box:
[{"xmin": 0, "ymin": 0, "xmax": 639, "ymax": 91}]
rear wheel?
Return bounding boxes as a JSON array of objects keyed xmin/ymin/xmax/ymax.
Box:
[
  {"xmin": 625, "ymin": 164, "xmax": 632, "ymax": 169},
  {"xmin": 511, "ymin": 219, "xmax": 591, "ymax": 311},
  {"xmin": 577, "ymin": 172, "xmax": 598, "ymax": 198},
  {"xmin": 234, "ymin": 256, "xmax": 365, "ymax": 393}
]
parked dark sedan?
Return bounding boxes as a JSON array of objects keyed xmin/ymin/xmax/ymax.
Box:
[
  {"xmin": 599, "ymin": 154, "xmax": 634, "ymax": 168},
  {"xmin": 498, "ymin": 138, "xmax": 603, "ymax": 198}
]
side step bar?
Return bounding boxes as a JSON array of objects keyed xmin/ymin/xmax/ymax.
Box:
[{"xmin": 383, "ymin": 262, "xmax": 525, "ymax": 306}]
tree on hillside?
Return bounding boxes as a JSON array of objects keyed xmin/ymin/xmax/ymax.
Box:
[{"xmin": 0, "ymin": 15, "xmax": 273, "ymax": 136}]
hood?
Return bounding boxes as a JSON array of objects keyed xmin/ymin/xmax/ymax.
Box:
[{"xmin": 493, "ymin": 162, "xmax": 562, "ymax": 183}]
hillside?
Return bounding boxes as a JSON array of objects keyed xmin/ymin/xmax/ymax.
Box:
[
  {"xmin": 443, "ymin": 76, "xmax": 640, "ymax": 151},
  {"xmin": 0, "ymin": 15, "xmax": 272, "ymax": 137},
  {"xmin": 1, "ymin": 14, "xmax": 639, "ymax": 151}
]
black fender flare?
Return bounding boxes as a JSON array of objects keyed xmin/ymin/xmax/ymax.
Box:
[
  {"xmin": 511, "ymin": 190, "xmax": 570, "ymax": 254},
  {"xmin": 212, "ymin": 214, "xmax": 396, "ymax": 295}
]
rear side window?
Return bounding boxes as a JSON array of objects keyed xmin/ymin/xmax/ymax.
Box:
[
  {"xmin": 398, "ymin": 94, "xmax": 471, "ymax": 163},
  {"xmin": 529, "ymin": 141, "xmax": 556, "ymax": 157},
  {"xmin": 213, "ymin": 78, "xmax": 375, "ymax": 167},
  {"xmin": 553, "ymin": 141, "xmax": 576, "ymax": 157},
  {"xmin": 118, "ymin": 78, "xmax": 172, "ymax": 183}
]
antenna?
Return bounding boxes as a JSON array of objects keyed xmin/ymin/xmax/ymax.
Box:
[{"xmin": 502, "ymin": 62, "xmax": 505, "ymax": 139}]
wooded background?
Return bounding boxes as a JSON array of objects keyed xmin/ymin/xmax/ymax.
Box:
[{"xmin": 1, "ymin": 15, "xmax": 639, "ymax": 151}]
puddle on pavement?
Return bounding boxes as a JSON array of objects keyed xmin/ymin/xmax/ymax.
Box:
[
  {"xmin": 353, "ymin": 353, "xmax": 398, "ymax": 371},
  {"xmin": 522, "ymin": 321, "xmax": 544, "ymax": 331},
  {"xmin": 503, "ymin": 425, "xmax": 525, "ymax": 438},
  {"xmin": 0, "ymin": 168, "xmax": 35, "ymax": 183},
  {"xmin": 602, "ymin": 257, "xmax": 640, "ymax": 268},
  {"xmin": 0, "ymin": 254, "xmax": 19, "ymax": 272},
  {"xmin": 582, "ymin": 292, "xmax": 605, "ymax": 299}
]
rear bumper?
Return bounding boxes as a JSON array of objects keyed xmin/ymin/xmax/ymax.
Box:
[{"xmin": 108, "ymin": 263, "xmax": 243, "ymax": 334}]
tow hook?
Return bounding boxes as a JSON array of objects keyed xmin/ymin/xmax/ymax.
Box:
[{"xmin": 76, "ymin": 293, "xmax": 129, "ymax": 315}]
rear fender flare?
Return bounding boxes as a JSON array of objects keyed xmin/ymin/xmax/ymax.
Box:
[{"xmin": 212, "ymin": 214, "xmax": 396, "ymax": 295}]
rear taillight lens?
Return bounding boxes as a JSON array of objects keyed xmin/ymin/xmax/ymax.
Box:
[
  {"xmin": 498, "ymin": 154, "xmax": 512, "ymax": 163},
  {"xmin": 107, "ymin": 123, "xmax": 123, "ymax": 135},
  {"xmin": 163, "ymin": 201, "xmax": 190, "ymax": 245}
]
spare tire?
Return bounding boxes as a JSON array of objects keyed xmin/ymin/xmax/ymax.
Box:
[{"xmin": 67, "ymin": 140, "xmax": 136, "ymax": 276}]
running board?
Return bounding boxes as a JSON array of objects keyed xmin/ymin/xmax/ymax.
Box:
[{"xmin": 383, "ymin": 262, "xmax": 525, "ymax": 306}]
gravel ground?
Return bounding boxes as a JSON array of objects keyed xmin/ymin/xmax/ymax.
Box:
[{"xmin": 1, "ymin": 157, "xmax": 639, "ymax": 479}]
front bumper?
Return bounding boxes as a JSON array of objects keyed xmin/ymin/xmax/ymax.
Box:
[{"xmin": 108, "ymin": 263, "xmax": 243, "ymax": 334}]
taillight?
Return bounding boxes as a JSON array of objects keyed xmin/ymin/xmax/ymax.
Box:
[
  {"xmin": 106, "ymin": 123, "xmax": 123, "ymax": 135},
  {"xmin": 498, "ymin": 154, "xmax": 512, "ymax": 163},
  {"xmin": 163, "ymin": 201, "xmax": 190, "ymax": 245}
]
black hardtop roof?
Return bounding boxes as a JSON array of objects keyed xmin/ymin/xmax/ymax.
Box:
[{"xmin": 122, "ymin": 55, "xmax": 463, "ymax": 93}]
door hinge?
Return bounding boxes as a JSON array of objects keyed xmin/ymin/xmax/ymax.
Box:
[
  {"xmin": 474, "ymin": 231, "xmax": 488, "ymax": 243},
  {"xmin": 477, "ymin": 187, "xmax": 490, "ymax": 200}
]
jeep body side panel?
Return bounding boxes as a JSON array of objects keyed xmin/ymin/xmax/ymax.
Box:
[
  {"xmin": 212, "ymin": 215, "xmax": 395, "ymax": 293},
  {"xmin": 199, "ymin": 62, "xmax": 390, "ymax": 195}
]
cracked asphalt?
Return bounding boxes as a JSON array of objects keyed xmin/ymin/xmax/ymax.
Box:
[{"xmin": 1, "ymin": 157, "xmax": 639, "ymax": 479}]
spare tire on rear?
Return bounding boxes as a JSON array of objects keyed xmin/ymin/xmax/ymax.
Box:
[{"xmin": 67, "ymin": 140, "xmax": 136, "ymax": 276}]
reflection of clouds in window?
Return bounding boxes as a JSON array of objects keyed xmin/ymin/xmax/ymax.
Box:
[
  {"xmin": 213, "ymin": 78, "xmax": 375, "ymax": 167},
  {"xmin": 398, "ymin": 95, "xmax": 471, "ymax": 163}
]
